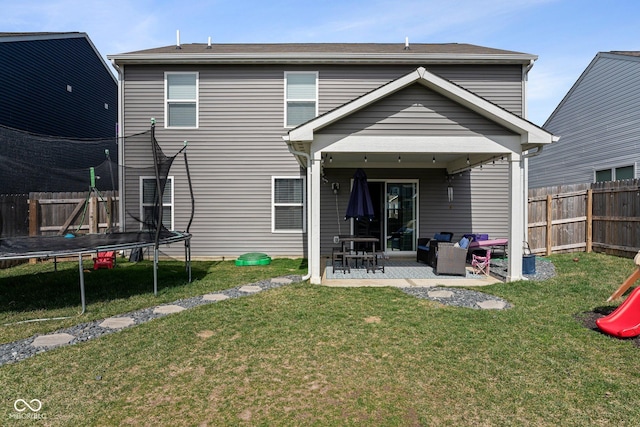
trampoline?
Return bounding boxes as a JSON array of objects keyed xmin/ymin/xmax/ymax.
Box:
[
  {"xmin": 0, "ymin": 231, "xmax": 191, "ymax": 314},
  {"xmin": 0, "ymin": 120, "xmax": 195, "ymax": 315}
]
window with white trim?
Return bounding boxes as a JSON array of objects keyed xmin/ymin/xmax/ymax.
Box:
[
  {"xmin": 140, "ymin": 176, "xmax": 174, "ymax": 230},
  {"xmin": 285, "ymin": 72, "xmax": 318, "ymax": 127},
  {"xmin": 272, "ymin": 177, "xmax": 305, "ymax": 232},
  {"xmin": 595, "ymin": 165, "xmax": 634, "ymax": 182},
  {"xmin": 165, "ymin": 72, "xmax": 198, "ymax": 128}
]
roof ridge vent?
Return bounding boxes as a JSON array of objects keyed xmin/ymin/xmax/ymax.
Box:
[{"xmin": 404, "ymin": 37, "xmax": 410, "ymax": 50}]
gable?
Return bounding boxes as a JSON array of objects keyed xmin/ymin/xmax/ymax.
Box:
[
  {"xmin": 287, "ymin": 67, "xmax": 555, "ymax": 149},
  {"xmin": 318, "ymin": 83, "xmax": 516, "ymax": 137}
]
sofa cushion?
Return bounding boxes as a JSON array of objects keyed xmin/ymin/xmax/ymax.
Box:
[{"xmin": 459, "ymin": 237, "xmax": 470, "ymax": 249}]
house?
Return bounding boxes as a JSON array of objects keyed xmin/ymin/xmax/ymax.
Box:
[
  {"xmin": 529, "ymin": 51, "xmax": 640, "ymax": 188},
  {"xmin": 108, "ymin": 41, "xmax": 556, "ymax": 283},
  {"xmin": 0, "ymin": 32, "xmax": 118, "ymax": 193},
  {"xmin": 0, "ymin": 32, "xmax": 117, "ymax": 138}
]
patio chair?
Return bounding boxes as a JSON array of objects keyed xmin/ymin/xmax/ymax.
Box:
[
  {"xmin": 416, "ymin": 232, "xmax": 453, "ymax": 264},
  {"xmin": 434, "ymin": 242, "xmax": 468, "ymax": 276},
  {"xmin": 331, "ymin": 247, "xmax": 350, "ymax": 273},
  {"xmin": 471, "ymin": 249, "xmax": 491, "ymax": 275}
]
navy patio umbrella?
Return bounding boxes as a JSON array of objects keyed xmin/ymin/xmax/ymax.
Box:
[{"xmin": 345, "ymin": 168, "xmax": 375, "ymax": 221}]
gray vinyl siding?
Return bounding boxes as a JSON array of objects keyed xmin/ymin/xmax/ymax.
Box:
[
  {"xmin": 529, "ymin": 53, "xmax": 640, "ymax": 188},
  {"xmin": 318, "ymin": 83, "xmax": 516, "ymax": 136},
  {"xmin": 318, "ymin": 164, "xmax": 510, "ymax": 256},
  {"xmin": 121, "ymin": 63, "xmax": 521, "ymax": 258},
  {"xmin": 122, "ymin": 65, "xmax": 305, "ymax": 258},
  {"xmin": 317, "ymin": 64, "xmax": 523, "ymax": 116}
]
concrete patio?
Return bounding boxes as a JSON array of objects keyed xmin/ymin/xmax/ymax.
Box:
[{"xmin": 321, "ymin": 256, "xmax": 502, "ymax": 288}]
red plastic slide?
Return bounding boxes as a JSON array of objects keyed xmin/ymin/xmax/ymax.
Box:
[{"xmin": 596, "ymin": 286, "xmax": 640, "ymax": 338}]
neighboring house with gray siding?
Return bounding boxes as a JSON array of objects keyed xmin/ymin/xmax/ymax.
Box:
[
  {"xmin": 529, "ymin": 51, "xmax": 640, "ymax": 188},
  {"xmin": 108, "ymin": 42, "xmax": 556, "ymax": 283}
]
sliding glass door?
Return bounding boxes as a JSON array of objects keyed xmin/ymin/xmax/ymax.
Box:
[{"xmin": 386, "ymin": 182, "xmax": 417, "ymax": 252}]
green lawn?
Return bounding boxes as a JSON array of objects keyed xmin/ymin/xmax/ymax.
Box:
[{"xmin": 1, "ymin": 253, "xmax": 640, "ymax": 426}]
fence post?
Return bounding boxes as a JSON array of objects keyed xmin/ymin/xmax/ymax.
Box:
[
  {"xmin": 29, "ymin": 198, "xmax": 39, "ymax": 237},
  {"xmin": 586, "ymin": 189, "xmax": 593, "ymax": 253},
  {"xmin": 546, "ymin": 194, "xmax": 552, "ymax": 256}
]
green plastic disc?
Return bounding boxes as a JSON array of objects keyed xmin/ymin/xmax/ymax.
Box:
[{"xmin": 235, "ymin": 252, "xmax": 271, "ymax": 266}]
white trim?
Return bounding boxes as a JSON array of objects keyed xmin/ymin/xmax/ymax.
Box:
[
  {"xmin": 284, "ymin": 71, "xmax": 318, "ymax": 128},
  {"xmin": 271, "ymin": 176, "xmax": 307, "ymax": 233},
  {"xmin": 288, "ymin": 67, "xmax": 556, "ymax": 146},
  {"xmin": 139, "ymin": 175, "xmax": 175, "ymax": 230},
  {"xmin": 164, "ymin": 71, "xmax": 199, "ymax": 129}
]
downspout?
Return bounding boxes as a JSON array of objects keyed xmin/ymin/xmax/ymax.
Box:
[
  {"xmin": 284, "ymin": 137, "xmax": 312, "ymax": 281},
  {"xmin": 111, "ymin": 59, "xmax": 126, "ymax": 232}
]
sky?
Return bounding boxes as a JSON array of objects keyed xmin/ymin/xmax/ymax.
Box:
[{"xmin": 2, "ymin": 0, "xmax": 639, "ymax": 126}]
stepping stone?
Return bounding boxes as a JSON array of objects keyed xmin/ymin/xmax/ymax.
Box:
[
  {"xmin": 476, "ymin": 300, "xmax": 507, "ymax": 310},
  {"xmin": 32, "ymin": 333, "xmax": 74, "ymax": 347},
  {"xmin": 202, "ymin": 293, "xmax": 229, "ymax": 302},
  {"xmin": 99, "ymin": 317, "xmax": 135, "ymax": 329},
  {"xmin": 428, "ymin": 290, "xmax": 454, "ymax": 299},
  {"xmin": 272, "ymin": 277, "xmax": 292, "ymax": 284},
  {"xmin": 153, "ymin": 304, "xmax": 185, "ymax": 315},
  {"xmin": 239, "ymin": 285, "xmax": 262, "ymax": 293}
]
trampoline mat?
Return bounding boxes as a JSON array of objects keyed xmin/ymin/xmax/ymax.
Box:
[{"xmin": 0, "ymin": 230, "xmax": 190, "ymax": 259}]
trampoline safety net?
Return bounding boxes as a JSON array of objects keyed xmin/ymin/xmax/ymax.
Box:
[{"xmin": 0, "ymin": 121, "xmax": 194, "ymax": 257}]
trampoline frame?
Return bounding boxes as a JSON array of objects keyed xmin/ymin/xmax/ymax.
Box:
[{"xmin": 0, "ymin": 231, "xmax": 192, "ymax": 314}]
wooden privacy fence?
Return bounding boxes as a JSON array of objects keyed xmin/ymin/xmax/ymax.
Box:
[
  {"xmin": 528, "ymin": 180, "xmax": 640, "ymax": 258},
  {"xmin": 28, "ymin": 191, "xmax": 119, "ymax": 236},
  {"xmin": 0, "ymin": 194, "xmax": 29, "ymax": 238}
]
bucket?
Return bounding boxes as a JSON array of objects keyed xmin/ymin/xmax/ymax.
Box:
[{"xmin": 522, "ymin": 242, "xmax": 536, "ymax": 275}]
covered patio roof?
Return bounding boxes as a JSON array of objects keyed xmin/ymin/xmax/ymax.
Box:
[{"xmin": 284, "ymin": 67, "xmax": 557, "ymax": 172}]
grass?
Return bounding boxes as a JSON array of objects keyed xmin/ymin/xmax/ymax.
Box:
[
  {"xmin": 2, "ymin": 253, "xmax": 640, "ymax": 425},
  {"xmin": 0, "ymin": 256, "xmax": 307, "ymax": 344}
]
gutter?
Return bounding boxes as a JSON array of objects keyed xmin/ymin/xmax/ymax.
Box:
[
  {"xmin": 284, "ymin": 136, "xmax": 312, "ymax": 281},
  {"xmin": 111, "ymin": 59, "xmax": 126, "ymax": 232},
  {"xmin": 106, "ymin": 53, "xmax": 537, "ymax": 66}
]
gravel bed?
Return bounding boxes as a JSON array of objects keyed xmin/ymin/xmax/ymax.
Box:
[
  {"xmin": 0, "ymin": 275, "xmax": 302, "ymax": 367},
  {"xmin": 490, "ymin": 257, "xmax": 557, "ymax": 282}
]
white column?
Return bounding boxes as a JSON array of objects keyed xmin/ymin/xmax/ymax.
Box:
[
  {"xmin": 309, "ymin": 151, "xmax": 323, "ymax": 284},
  {"xmin": 507, "ymin": 153, "xmax": 524, "ymax": 281}
]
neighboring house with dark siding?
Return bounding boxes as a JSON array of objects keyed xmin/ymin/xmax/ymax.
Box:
[
  {"xmin": 0, "ymin": 32, "xmax": 118, "ymax": 193},
  {"xmin": 0, "ymin": 32, "xmax": 117, "ymax": 138},
  {"xmin": 530, "ymin": 51, "xmax": 640, "ymax": 188},
  {"xmin": 109, "ymin": 42, "xmax": 556, "ymax": 283}
]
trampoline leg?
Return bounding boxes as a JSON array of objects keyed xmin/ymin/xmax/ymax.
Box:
[
  {"xmin": 185, "ymin": 238, "xmax": 192, "ymax": 283},
  {"xmin": 78, "ymin": 254, "xmax": 86, "ymax": 315},
  {"xmin": 153, "ymin": 247, "xmax": 158, "ymax": 296}
]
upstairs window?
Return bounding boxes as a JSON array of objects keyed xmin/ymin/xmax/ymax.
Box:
[
  {"xmin": 272, "ymin": 177, "xmax": 305, "ymax": 232},
  {"xmin": 285, "ymin": 72, "xmax": 318, "ymax": 127},
  {"xmin": 165, "ymin": 72, "xmax": 198, "ymax": 128}
]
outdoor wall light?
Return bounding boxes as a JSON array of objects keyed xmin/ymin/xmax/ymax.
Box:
[
  {"xmin": 398, "ymin": 155, "xmax": 401, "ymax": 163},
  {"xmin": 466, "ymin": 155, "xmax": 470, "ymax": 165},
  {"xmin": 432, "ymin": 156, "xmax": 436, "ymax": 163}
]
